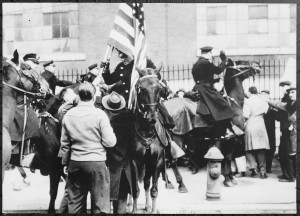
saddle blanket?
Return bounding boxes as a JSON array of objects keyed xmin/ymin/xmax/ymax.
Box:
[
  {"xmin": 164, "ymin": 97, "xmax": 212, "ymax": 135},
  {"xmin": 9, "ymin": 104, "xmax": 40, "ymax": 141}
]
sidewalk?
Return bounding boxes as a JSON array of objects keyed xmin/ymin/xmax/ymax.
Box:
[{"xmin": 2, "ymin": 159, "xmax": 296, "ymax": 214}]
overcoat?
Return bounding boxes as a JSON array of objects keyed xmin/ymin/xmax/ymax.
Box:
[
  {"xmin": 243, "ymin": 95, "xmax": 270, "ymax": 151},
  {"xmin": 191, "ymin": 57, "xmax": 236, "ymax": 121},
  {"xmin": 104, "ymin": 108, "xmax": 135, "ymax": 200}
]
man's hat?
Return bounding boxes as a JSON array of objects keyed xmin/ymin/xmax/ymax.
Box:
[
  {"xmin": 102, "ymin": 91, "xmax": 126, "ymax": 111},
  {"xmin": 23, "ymin": 53, "xmax": 40, "ymax": 64},
  {"xmin": 43, "ymin": 60, "xmax": 55, "ymax": 67},
  {"xmin": 286, "ymin": 85, "xmax": 296, "ymax": 92},
  {"xmin": 88, "ymin": 63, "xmax": 99, "ymax": 76},
  {"xmin": 261, "ymin": 90, "xmax": 270, "ymax": 94},
  {"xmin": 200, "ymin": 46, "xmax": 213, "ymax": 54},
  {"xmin": 279, "ymin": 81, "xmax": 291, "ymax": 87}
]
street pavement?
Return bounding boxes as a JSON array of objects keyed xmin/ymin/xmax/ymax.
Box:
[{"xmin": 2, "ymin": 158, "xmax": 296, "ymax": 214}]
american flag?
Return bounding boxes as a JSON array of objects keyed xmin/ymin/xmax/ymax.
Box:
[{"xmin": 107, "ymin": 3, "xmax": 147, "ymax": 109}]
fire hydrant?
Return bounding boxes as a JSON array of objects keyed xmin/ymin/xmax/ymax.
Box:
[{"xmin": 204, "ymin": 146, "xmax": 224, "ymax": 200}]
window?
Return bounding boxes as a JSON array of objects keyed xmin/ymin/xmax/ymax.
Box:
[
  {"xmin": 14, "ymin": 14, "xmax": 23, "ymax": 41},
  {"xmin": 290, "ymin": 4, "xmax": 296, "ymax": 33},
  {"xmin": 43, "ymin": 12, "xmax": 70, "ymax": 38},
  {"xmin": 207, "ymin": 6, "xmax": 226, "ymax": 35},
  {"xmin": 248, "ymin": 5, "xmax": 268, "ymax": 34}
]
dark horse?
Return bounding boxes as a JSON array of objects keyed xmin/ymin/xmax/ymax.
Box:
[
  {"xmin": 2, "ymin": 50, "xmax": 46, "ymax": 182},
  {"xmin": 221, "ymin": 59, "xmax": 261, "ymax": 186},
  {"xmin": 164, "ymin": 59, "xmax": 260, "ymax": 184},
  {"xmin": 130, "ymin": 65, "xmax": 169, "ymax": 213}
]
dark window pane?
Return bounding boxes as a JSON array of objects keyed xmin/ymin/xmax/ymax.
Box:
[
  {"xmin": 43, "ymin": 13, "xmax": 51, "ymax": 26},
  {"xmin": 14, "ymin": 15, "xmax": 23, "ymax": 28},
  {"xmin": 290, "ymin": 4, "xmax": 296, "ymax": 18},
  {"xmin": 61, "ymin": 26, "xmax": 69, "ymax": 38},
  {"xmin": 249, "ymin": 5, "xmax": 268, "ymax": 19},
  {"xmin": 53, "ymin": 26, "xmax": 61, "ymax": 38},
  {"xmin": 207, "ymin": 6, "xmax": 226, "ymax": 21},
  {"xmin": 61, "ymin": 13, "xmax": 69, "ymax": 25},
  {"xmin": 52, "ymin": 13, "xmax": 60, "ymax": 25},
  {"xmin": 15, "ymin": 28, "xmax": 22, "ymax": 41}
]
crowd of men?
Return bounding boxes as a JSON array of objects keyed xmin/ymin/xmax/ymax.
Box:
[{"xmin": 8, "ymin": 47, "xmax": 296, "ymax": 213}]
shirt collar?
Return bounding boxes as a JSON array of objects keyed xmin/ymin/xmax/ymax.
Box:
[{"xmin": 77, "ymin": 100, "xmax": 95, "ymax": 107}]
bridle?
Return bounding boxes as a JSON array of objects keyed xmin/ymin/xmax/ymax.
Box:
[
  {"xmin": 3, "ymin": 59, "xmax": 43, "ymax": 97},
  {"xmin": 135, "ymin": 74, "xmax": 162, "ymax": 118}
]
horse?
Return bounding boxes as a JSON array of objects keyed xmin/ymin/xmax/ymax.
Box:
[
  {"xmin": 220, "ymin": 59, "xmax": 261, "ymax": 186},
  {"xmin": 130, "ymin": 65, "xmax": 172, "ymax": 213},
  {"xmin": 164, "ymin": 59, "xmax": 261, "ymax": 185},
  {"xmin": 2, "ymin": 50, "xmax": 47, "ymax": 182}
]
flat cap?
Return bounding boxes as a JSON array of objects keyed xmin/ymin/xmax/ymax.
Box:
[
  {"xmin": 279, "ymin": 81, "xmax": 291, "ymax": 87},
  {"xmin": 200, "ymin": 46, "xmax": 213, "ymax": 53},
  {"xmin": 287, "ymin": 86, "xmax": 296, "ymax": 92},
  {"xmin": 88, "ymin": 63, "xmax": 98, "ymax": 71},
  {"xmin": 23, "ymin": 53, "xmax": 40, "ymax": 64},
  {"xmin": 43, "ymin": 60, "xmax": 54, "ymax": 67}
]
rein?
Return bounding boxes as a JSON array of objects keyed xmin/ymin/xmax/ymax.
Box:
[
  {"xmin": 3, "ymin": 81, "xmax": 43, "ymax": 97},
  {"xmin": 227, "ymin": 61, "xmax": 252, "ymax": 80}
]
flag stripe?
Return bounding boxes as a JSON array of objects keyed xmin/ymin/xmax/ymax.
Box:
[
  {"xmin": 119, "ymin": 3, "xmax": 133, "ymax": 17},
  {"xmin": 112, "ymin": 23, "xmax": 134, "ymax": 45},
  {"xmin": 114, "ymin": 16, "xmax": 134, "ymax": 37},
  {"xmin": 117, "ymin": 9, "xmax": 134, "ymax": 30},
  {"xmin": 108, "ymin": 30, "xmax": 134, "ymax": 51}
]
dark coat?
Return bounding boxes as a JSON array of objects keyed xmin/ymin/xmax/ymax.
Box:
[
  {"xmin": 192, "ymin": 57, "xmax": 236, "ymax": 121},
  {"xmin": 104, "ymin": 108, "xmax": 135, "ymax": 200},
  {"xmin": 264, "ymin": 107, "xmax": 277, "ymax": 151},
  {"xmin": 41, "ymin": 70, "xmax": 73, "ymax": 94}
]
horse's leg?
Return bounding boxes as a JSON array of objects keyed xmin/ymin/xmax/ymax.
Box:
[
  {"xmin": 170, "ymin": 161, "xmax": 188, "ymax": 193},
  {"xmin": 130, "ymin": 160, "xmax": 139, "ymax": 213},
  {"xmin": 48, "ymin": 161, "xmax": 62, "ymax": 213},
  {"xmin": 220, "ymin": 139, "xmax": 236, "ymax": 187},
  {"xmin": 144, "ymin": 164, "xmax": 152, "ymax": 213},
  {"xmin": 2, "ymin": 129, "xmax": 12, "ymax": 183},
  {"xmin": 150, "ymin": 158, "xmax": 163, "ymax": 214}
]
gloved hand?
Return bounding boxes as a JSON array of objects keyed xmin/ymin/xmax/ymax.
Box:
[
  {"xmin": 220, "ymin": 50, "xmax": 227, "ymax": 61},
  {"xmin": 100, "ymin": 61, "xmax": 110, "ymax": 72},
  {"xmin": 184, "ymin": 91, "xmax": 200, "ymax": 101}
]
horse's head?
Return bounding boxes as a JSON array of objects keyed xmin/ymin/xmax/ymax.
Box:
[
  {"xmin": 225, "ymin": 59, "xmax": 261, "ymax": 81},
  {"xmin": 136, "ymin": 63, "xmax": 163, "ymax": 125},
  {"xmin": 3, "ymin": 50, "xmax": 49, "ymax": 96}
]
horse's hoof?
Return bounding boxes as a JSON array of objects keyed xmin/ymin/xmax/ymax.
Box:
[
  {"xmin": 223, "ymin": 180, "xmax": 234, "ymax": 187},
  {"xmin": 166, "ymin": 182, "xmax": 175, "ymax": 189},
  {"xmin": 22, "ymin": 178, "xmax": 31, "ymax": 186},
  {"xmin": 145, "ymin": 206, "xmax": 151, "ymax": 213},
  {"xmin": 231, "ymin": 178, "xmax": 238, "ymax": 185},
  {"xmin": 132, "ymin": 208, "xmax": 137, "ymax": 214},
  {"xmin": 151, "ymin": 209, "xmax": 158, "ymax": 214},
  {"xmin": 48, "ymin": 209, "xmax": 56, "ymax": 214},
  {"xmin": 178, "ymin": 185, "xmax": 188, "ymax": 193},
  {"xmin": 13, "ymin": 185, "xmax": 22, "ymax": 191}
]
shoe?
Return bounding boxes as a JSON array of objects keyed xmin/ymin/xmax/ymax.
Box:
[
  {"xmin": 279, "ymin": 178, "xmax": 295, "ymax": 182},
  {"xmin": 250, "ymin": 170, "xmax": 257, "ymax": 177},
  {"xmin": 277, "ymin": 175, "xmax": 287, "ymax": 179},
  {"xmin": 224, "ymin": 180, "xmax": 234, "ymax": 187},
  {"xmin": 13, "ymin": 185, "xmax": 22, "ymax": 191},
  {"xmin": 260, "ymin": 173, "xmax": 268, "ymax": 179},
  {"xmin": 266, "ymin": 170, "xmax": 272, "ymax": 174},
  {"xmin": 231, "ymin": 178, "xmax": 238, "ymax": 185},
  {"xmin": 22, "ymin": 178, "xmax": 31, "ymax": 186}
]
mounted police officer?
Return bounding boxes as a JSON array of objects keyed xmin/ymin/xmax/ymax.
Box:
[
  {"xmin": 100, "ymin": 49, "xmax": 174, "ymax": 129},
  {"xmin": 41, "ymin": 60, "xmax": 73, "ymax": 94},
  {"xmin": 23, "ymin": 53, "xmax": 39, "ymax": 71},
  {"xmin": 190, "ymin": 46, "xmax": 236, "ymax": 122}
]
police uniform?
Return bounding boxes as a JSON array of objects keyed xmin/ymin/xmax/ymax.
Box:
[
  {"xmin": 41, "ymin": 60, "xmax": 73, "ymax": 94},
  {"xmin": 192, "ymin": 47, "xmax": 236, "ymax": 121}
]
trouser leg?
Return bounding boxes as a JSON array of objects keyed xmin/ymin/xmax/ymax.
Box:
[
  {"xmin": 67, "ymin": 162, "xmax": 88, "ymax": 214},
  {"xmin": 285, "ymin": 155, "xmax": 296, "ymax": 180},
  {"xmin": 257, "ymin": 149, "xmax": 266, "ymax": 174},
  {"xmin": 246, "ymin": 151, "xmax": 257, "ymax": 171},
  {"xmin": 89, "ymin": 161, "xmax": 110, "ymax": 214}
]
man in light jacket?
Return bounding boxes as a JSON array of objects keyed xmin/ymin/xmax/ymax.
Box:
[{"xmin": 60, "ymin": 82, "xmax": 116, "ymax": 214}]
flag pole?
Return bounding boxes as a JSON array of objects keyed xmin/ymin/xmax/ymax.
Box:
[{"xmin": 92, "ymin": 45, "xmax": 113, "ymax": 86}]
